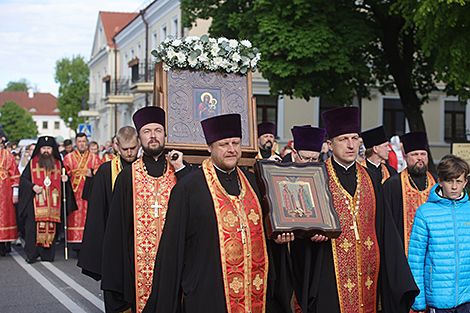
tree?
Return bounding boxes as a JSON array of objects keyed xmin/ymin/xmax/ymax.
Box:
[
  {"xmin": 0, "ymin": 101, "xmax": 38, "ymax": 142},
  {"xmin": 181, "ymin": 0, "xmax": 467, "ymax": 171},
  {"xmin": 54, "ymin": 55, "xmax": 89, "ymax": 134},
  {"xmin": 3, "ymin": 79, "xmax": 31, "ymax": 92}
]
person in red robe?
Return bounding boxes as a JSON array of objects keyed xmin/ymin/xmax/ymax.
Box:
[
  {"xmin": 0, "ymin": 134, "xmax": 20, "ymax": 256},
  {"xmin": 63, "ymin": 133, "xmax": 101, "ymax": 253}
]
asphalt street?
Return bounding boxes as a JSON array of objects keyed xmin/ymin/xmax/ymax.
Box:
[{"xmin": 0, "ymin": 241, "xmax": 104, "ymax": 313}]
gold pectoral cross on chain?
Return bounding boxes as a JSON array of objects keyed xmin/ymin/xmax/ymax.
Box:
[
  {"xmin": 350, "ymin": 218, "xmax": 360, "ymax": 241},
  {"xmin": 151, "ymin": 199, "xmax": 163, "ymax": 218},
  {"xmin": 237, "ymin": 224, "xmax": 247, "ymax": 244}
]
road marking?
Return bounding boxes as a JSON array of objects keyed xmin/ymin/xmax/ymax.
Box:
[
  {"xmin": 41, "ymin": 261, "xmax": 105, "ymax": 312},
  {"xmin": 10, "ymin": 249, "xmax": 86, "ymax": 313}
]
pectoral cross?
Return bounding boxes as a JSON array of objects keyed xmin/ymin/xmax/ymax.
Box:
[
  {"xmin": 237, "ymin": 224, "xmax": 247, "ymax": 244},
  {"xmin": 350, "ymin": 218, "xmax": 360, "ymax": 241},
  {"xmin": 151, "ymin": 200, "xmax": 163, "ymax": 218}
]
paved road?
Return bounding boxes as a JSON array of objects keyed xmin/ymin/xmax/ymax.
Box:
[{"xmin": 0, "ymin": 241, "xmax": 104, "ymax": 313}]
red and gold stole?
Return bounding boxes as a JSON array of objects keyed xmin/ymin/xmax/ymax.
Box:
[
  {"xmin": 110, "ymin": 156, "xmax": 122, "ymax": 191},
  {"xmin": 202, "ymin": 158, "xmax": 268, "ymax": 313},
  {"xmin": 69, "ymin": 150, "xmax": 91, "ymax": 193},
  {"xmin": 326, "ymin": 158, "xmax": 380, "ymax": 313},
  {"xmin": 401, "ymin": 168, "xmax": 435, "ymax": 256},
  {"xmin": 0, "ymin": 149, "xmax": 11, "ymax": 181},
  {"xmin": 363, "ymin": 160, "xmax": 391, "ymax": 184},
  {"xmin": 30, "ymin": 156, "xmax": 62, "ymax": 247},
  {"xmin": 132, "ymin": 157, "xmax": 176, "ymax": 313}
]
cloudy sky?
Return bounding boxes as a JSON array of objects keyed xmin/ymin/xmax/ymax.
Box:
[{"xmin": 0, "ymin": 0, "xmax": 148, "ymax": 96}]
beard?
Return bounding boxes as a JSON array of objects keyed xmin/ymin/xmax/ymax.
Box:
[
  {"xmin": 409, "ymin": 163, "xmax": 427, "ymax": 176},
  {"xmin": 142, "ymin": 140, "xmax": 165, "ymax": 158},
  {"xmin": 38, "ymin": 152, "xmax": 55, "ymax": 170},
  {"xmin": 261, "ymin": 140, "xmax": 273, "ymax": 151}
]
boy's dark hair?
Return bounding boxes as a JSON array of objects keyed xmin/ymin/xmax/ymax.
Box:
[
  {"xmin": 437, "ymin": 154, "xmax": 470, "ymax": 181},
  {"xmin": 64, "ymin": 139, "xmax": 72, "ymax": 146}
]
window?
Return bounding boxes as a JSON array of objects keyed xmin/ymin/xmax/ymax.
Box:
[
  {"xmin": 161, "ymin": 24, "xmax": 167, "ymax": 43},
  {"xmin": 256, "ymin": 95, "xmax": 278, "ymax": 126},
  {"xmin": 172, "ymin": 17, "xmax": 178, "ymax": 37},
  {"xmin": 383, "ymin": 98, "xmax": 406, "ymax": 138},
  {"xmin": 54, "ymin": 121, "xmax": 60, "ymax": 130},
  {"xmin": 152, "ymin": 31, "xmax": 158, "ymax": 49},
  {"xmin": 43, "ymin": 121, "xmax": 48, "ymax": 129},
  {"xmin": 445, "ymin": 100, "xmax": 466, "ymax": 142},
  {"xmin": 319, "ymin": 98, "xmax": 343, "ymax": 129}
]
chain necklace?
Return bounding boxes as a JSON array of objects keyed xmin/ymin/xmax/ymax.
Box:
[
  {"xmin": 142, "ymin": 156, "xmax": 166, "ymax": 218},
  {"xmin": 408, "ymin": 173, "xmax": 427, "ymax": 191},
  {"xmin": 227, "ymin": 171, "xmax": 248, "ymax": 245}
]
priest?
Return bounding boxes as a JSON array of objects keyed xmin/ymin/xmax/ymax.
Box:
[
  {"xmin": 63, "ymin": 133, "xmax": 101, "ymax": 252},
  {"xmin": 17, "ymin": 136, "xmax": 76, "ymax": 263},
  {"xmin": 383, "ymin": 131, "xmax": 437, "ymax": 255},
  {"xmin": 289, "ymin": 107, "xmax": 418, "ymax": 313},
  {"xmin": 257, "ymin": 122, "xmax": 281, "ymax": 161},
  {"xmin": 78, "ymin": 126, "xmax": 140, "ymax": 280},
  {"xmin": 101, "ymin": 107, "xmax": 191, "ymax": 313},
  {"xmin": 283, "ymin": 125, "xmax": 326, "ymax": 163},
  {"xmin": 143, "ymin": 113, "xmax": 272, "ymax": 313},
  {"xmin": 360, "ymin": 125, "xmax": 397, "ymax": 183}
]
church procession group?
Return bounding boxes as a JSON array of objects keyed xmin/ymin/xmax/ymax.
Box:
[{"xmin": 1, "ymin": 104, "xmax": 470, "ymax": 313}]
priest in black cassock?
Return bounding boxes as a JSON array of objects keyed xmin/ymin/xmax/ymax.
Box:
[
  {"xmin": 18, "ymin": 136, "xmax": 76, "ymax": 263},
  {"xmin": 101, "ymin": 107, "xmax": 192, "ymax": 313},
  {"xmin": 289, "ymin": 107, "xmax": 418, "ymax": 313},
  {"xmin": 282, "ymin": 125, "xmax": 326, "ymax": 163},
  {"xmin": 143, "ymin": 114, "xmax": 274, "ymax": 313},
  {"xmin": 360, "ymin": 125, "xmax": 397, "ymax": 184},
  {"xmin": 383, "ymin": 131, "xmax": 437, "ymax": 255},
  {"xmin": 78, "ymin": 126, "xmax": 140, "ymax": 281},
  {"xmin": 257, "ymin": 122, "xmax": 281, "ymax": 161}
]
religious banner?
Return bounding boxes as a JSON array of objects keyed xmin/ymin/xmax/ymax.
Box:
[{"xmin": 254, "ymin": 159, "xmax": 342, "ymax": 239}]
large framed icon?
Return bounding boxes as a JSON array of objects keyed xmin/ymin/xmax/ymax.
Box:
[
  {"xmin": 254, "ymin": 160, "xmax": 342, "ymax": 239},
  {"xmin": 154, "ymin": 63, "xmax": 258, "ymax": 161}
]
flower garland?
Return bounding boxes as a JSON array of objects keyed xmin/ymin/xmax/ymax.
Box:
[{"xmin": 151, "ymin": 35, "xmax": 260, "ymax": 75}]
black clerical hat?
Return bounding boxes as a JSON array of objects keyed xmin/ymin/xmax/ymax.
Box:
[
  {"xmin": 361, "ymin": 126, "xmax": 388, "ymax": 149},
  {"xmin": 258, "ymin": 122, "xmax": 276, "ymax": 137},
  {"xmin": 32, "ymin": 136, "xmax": 61, "ymax": 160},
  {"xmin": 321, "ymin": 106, "xmax": 360, "ymax": 139},
  {"xmin": 291, "ymin": 126, "xmax": 326, "ymax": 152},
  {"xmin": 201, "ymin": 114, "xmax": 242, "ymax": 144},
  {"xmin": 401, "ymin": 131, "xmax": 428, "ymax": 154},
  {"xmin": 132, "ymin": 107, "xmax": 165, "ymax": 133}
]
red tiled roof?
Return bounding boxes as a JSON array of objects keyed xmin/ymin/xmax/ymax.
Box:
[
  {"xmin": 100, "ymin": 11, "xmax": 139, "ymax": 47},
  {"xmin": 0, "ymin": 91, "xmax": 59, "ymax": 116}
]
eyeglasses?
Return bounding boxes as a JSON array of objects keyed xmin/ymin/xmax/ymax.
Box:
[{"xmin": 297, "ymin": 152, "xmax": 319, "ymax": 162}]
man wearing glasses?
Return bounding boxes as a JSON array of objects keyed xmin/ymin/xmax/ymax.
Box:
[{"xmin": 282, "ymin": 126, "xmax": 326, "ymax": 163}]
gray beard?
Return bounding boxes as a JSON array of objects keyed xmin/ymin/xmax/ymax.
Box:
[
  {"xmin": 409, "ymin": 163, "xmax": 427, "ymax": 176},
  {"xmin": 38, "ymin": 153, "xmax": 55, "ymax": 170}
]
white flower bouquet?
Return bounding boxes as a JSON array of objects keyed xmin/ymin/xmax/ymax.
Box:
[{"xmin": 151, "ymin": 35, "xmax": 260, "ymax": 75}]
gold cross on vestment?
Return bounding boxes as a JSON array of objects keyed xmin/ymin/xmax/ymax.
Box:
[
  {"xmin": 237, "ymin": 224, "xmax": 247, "ymax": 244},
  {"xmin": 151, "ymin": 200, "xmax": 163, "ymax": 218},
  {"xmin": 350, "ymin": 218, "xmax": 360, "ymax": 241}
]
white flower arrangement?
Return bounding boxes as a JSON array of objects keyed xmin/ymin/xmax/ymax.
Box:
[{"xmin": 151, "ymin": 35, "xmax": 260, "ymax": 75}]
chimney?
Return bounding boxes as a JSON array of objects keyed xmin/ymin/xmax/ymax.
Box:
[{"xmin": 28, "ymin": 88, "xmax": 34, "ymax": 98}]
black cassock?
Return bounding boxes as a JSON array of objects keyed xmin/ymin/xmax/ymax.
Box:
[
  {"xmin": 77, "ymin": 156, "xmax": 132, "ymax": 281},
  {"xmin": 383, "ymin": 171, "xmax": 438, "ymax": 244},
  {"xmin": 17, "ymin": 162, "xmax": 77, "ymax": 262},
  {"xmin": 101, "ymin": 154, "xmax": 191, "ymax": 313},
  {"xmin": 290, "ymin": 160, "xmax": 418, "ymax": 313},
  {"xmin": 142, "ymin": 166, "xmax": 290, "ymax": 313},
  {"xmin": 365, "ymin": 159, "xmax": 398, "ymax": 182}
]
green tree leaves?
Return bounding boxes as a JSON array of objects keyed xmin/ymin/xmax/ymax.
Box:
[
  {"xmin": 0, "ymin": 101, "xmax": 38, "ymax": 142},
  {"xmin": 3, "ymin": 79, "xmax": 31, "ymax": 92}
]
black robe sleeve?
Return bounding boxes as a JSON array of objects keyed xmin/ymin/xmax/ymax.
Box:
[{"xmin": 78, "ymin": 162, "xmax": 113, "ymax": 281}]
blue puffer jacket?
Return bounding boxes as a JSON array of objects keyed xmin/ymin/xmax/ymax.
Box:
[{"xmin": 408, "ymin": 184, "xmax": 470, "ymax": 311}]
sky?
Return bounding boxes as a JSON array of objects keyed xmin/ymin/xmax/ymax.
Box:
[{"xmin": 0, "ymin": 0, "xmax": 150, "ymax": 96}]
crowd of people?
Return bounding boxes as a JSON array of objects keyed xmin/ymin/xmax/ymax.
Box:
[{"xmin": 0, "ymin": 105, "xmax": 469, "ymax": 313}]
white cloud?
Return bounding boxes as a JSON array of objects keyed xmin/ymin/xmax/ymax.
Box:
[{"xmin": 0, "ymin": 0, "xmax": 146, "ymax": 96}]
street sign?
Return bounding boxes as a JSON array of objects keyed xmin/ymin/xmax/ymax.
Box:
[{"xmin": 78, "ymin": 124, "xmax": 92, "ymax": 138}]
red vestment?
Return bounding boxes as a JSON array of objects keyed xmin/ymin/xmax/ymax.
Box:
[
  {"xmin": 0, "ymin": 148, "xmax": 20, "ymax": 241},
  {"xmin": 63, "ymin": 150, "xmax": 100, "ymax": 242}
]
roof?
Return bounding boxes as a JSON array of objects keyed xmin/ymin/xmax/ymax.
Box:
[
  {"xmin": 100, "ymin": 11, "xmax": 139, "ymax": 47},
  {"xmin": 0, "ymin": 91, "xmax": 59, "ymax": 116}
]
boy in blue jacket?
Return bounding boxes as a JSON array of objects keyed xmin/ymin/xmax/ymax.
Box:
[{"xmin": 408, "ymin": 154, "xmax": 470, "ymax": 313}]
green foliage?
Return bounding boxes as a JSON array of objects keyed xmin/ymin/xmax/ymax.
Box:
[
  {"xmin": 0, "ymin": 101, "xmax": 38, "ymax": 142},
  {"xmin": 54, "ymin": 55, "xmax": 89, "ymax": 134},
  {"xmin": 3, "ymin": 79, "xmax": 31, "ymax": 92}
]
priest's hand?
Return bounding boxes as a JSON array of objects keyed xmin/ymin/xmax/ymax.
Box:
[
  {"xmin": 274, "ymin": 232, "xmax": 295, "ymax": 244},
  {"xmin": 33, "ymin": 185, "xmax": 43, "ymax": 194},
  {"xmin": 268, "ymin": 155, "xmax": 282, "ymax": 162},
  {"xmin": 310, "ymin": 234, "xmax": 329, "ymax": 242},
  {"xmin": 168, "ymin": 150, "xmax": 184, "ymax": 171},
  {"xmin": 61, "ymin": 174, "xmax": 68, "ymax": 182},
  {"xmin": 86, "ymin": 168, "xmax": 93, "ymax": 178},
  {"xmin": 12, "ymin": 195, "xmax": 18, "ymax": 204}
]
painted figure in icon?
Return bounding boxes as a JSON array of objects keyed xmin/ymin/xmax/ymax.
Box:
[
  {"xmin": 280, "ymin": 182, "xmax": 315, "ymax": 218},
  {"xmin": 198, "ymin": 92, "xmax": 217, "ymax": 119}
]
